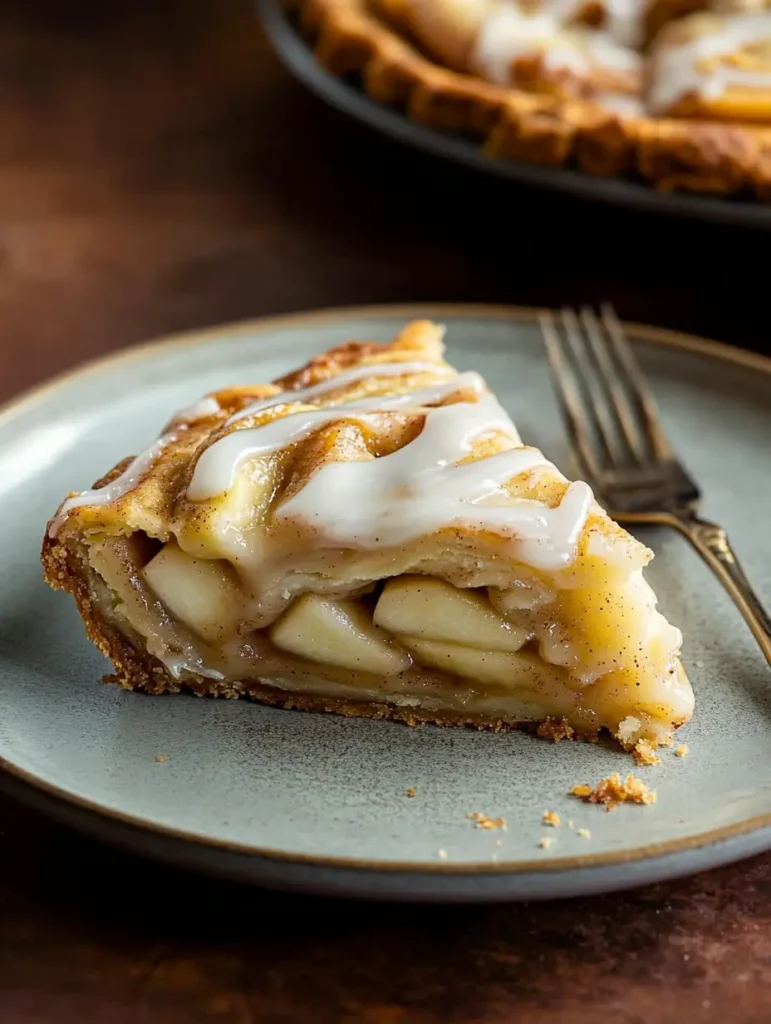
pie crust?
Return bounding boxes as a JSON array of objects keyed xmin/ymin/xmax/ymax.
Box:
[
  {"xmin": 42, "ymin": 320, "xmax": 692, "ymax": 749},
  {"xmin": 286, "ymin": 0, "xmax": 771, "ymax": 195}
]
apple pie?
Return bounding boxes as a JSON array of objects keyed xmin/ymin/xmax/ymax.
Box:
[
  {"xmin": 290, "ymin": 0, "xmax": 771, "ymax": 195},
  {"xmin": 42, "ymin": 320, "xmax": 693, "ymax": 748}
]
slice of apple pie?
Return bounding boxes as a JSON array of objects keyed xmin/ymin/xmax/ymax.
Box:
[{"xmin": 42, "ymin": 320, "xmax": 692, "ymax": 748}]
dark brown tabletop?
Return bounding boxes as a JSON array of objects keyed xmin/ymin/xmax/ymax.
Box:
[{"xmin": 2, "ymin": 2, "xmax": 770, "ymax": 1021}]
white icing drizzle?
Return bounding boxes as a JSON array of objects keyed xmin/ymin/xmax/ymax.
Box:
[
  {"xmin": 277, "ymin": 398, "xmax": 593, "ymax": 570},
  {"xmin": 228, "ymin": 361, "xmax": 451, "ymax": 425},
  {"xmin": 188, "ymin": 369, "xmax": 593, "ymax": 571},
  {"xmin": 47, "ymin": 363, "xmax": 450, "ymax": 539},
  {"xmin": 471, "ymin": 7, "xmax": 580, "ymax": 85},
  {"xmin": 172, "ymin": 395, "xmax": 221, "ymax": 424},
  {"xmin": 603, "ymin": 0, "xmax": 645, "ymax": 49},
  {"xmin": 469, "ymin": 4, "xmax": 641, "ymax": 97},
  {"xmin": 51, "ymin": 356, "xmax": 595, "ymax": 572},
  {"xmin": 649, "ymin": 14, "xmax": 771, "ymax": 114},
  {"xmin": 188, "ymin": 372, "xmax": 498, "ymax": 500},
  {"xmin": 49, "ymin": 434, "xmax": 182, "ymax": 538}
]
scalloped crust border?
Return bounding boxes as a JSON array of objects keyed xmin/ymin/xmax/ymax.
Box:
[{"xmin": 287, "ymin": 0, "xmax": 771, "ymax": 197}]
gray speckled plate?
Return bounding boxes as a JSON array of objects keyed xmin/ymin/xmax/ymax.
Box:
[{"xmin": 1, "ymin": 305, "xmax": 770, "ymax": 902}]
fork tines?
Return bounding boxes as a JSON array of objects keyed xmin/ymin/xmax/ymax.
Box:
[{"xmin": 540, "ymin": 304, "xmax": 681, "ymax": 483}]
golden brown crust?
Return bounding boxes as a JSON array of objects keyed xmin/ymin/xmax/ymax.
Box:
[{"xmin": 286, "ymin": 0, "xmax": 771, "ymax": 195}]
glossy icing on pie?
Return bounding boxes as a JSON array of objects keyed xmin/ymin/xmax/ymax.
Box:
[{"xmin": 42, "ymin": 321, "xmax": 693, "ymax": 748}]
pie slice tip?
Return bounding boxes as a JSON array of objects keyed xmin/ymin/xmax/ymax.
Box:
[{"xmin": 42, "ymin": 319, "xmax": 693, "ymax": 750}]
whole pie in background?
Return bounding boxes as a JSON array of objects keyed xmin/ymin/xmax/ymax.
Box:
[
  {"xmin": 42, "ymin": 320, "xmax": 692, "ymax": 752},
  {"xmin": 289, "ymin": 0, "xmax": 771, "ymax": 196}
]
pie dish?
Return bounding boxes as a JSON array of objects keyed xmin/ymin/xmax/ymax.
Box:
[
  {"xmin": 43, "ymin": 321, "xmax": 692, "ymax": 753},
  {"xmin": 288, "ymin": 0, "xmax": 771, "ymax": 195},
  {"xmin": 42, "ymin": 320, "xmax": 692, "ymax": 749}
]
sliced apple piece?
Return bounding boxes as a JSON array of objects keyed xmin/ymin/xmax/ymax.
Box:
[
  {"xmin": 143, "ymin": 542, "xmax": 243, "ymax": 641},
  {"xmin": 373, "ymin": 576, "xmax": 531, "ymax": 653},
  {"xmin": 399, "ymin": 636, "xmax": 569, "ymax": 692},
  {"xmin": 270, "ymin": 594, "xmax": 411, "ymax": 676}
]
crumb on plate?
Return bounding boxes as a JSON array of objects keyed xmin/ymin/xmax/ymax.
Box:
[
  {"xmin": 633, "ymin": 739, "xmax": 661, "ymax": 767},
  {"xmin": 675, "ymin": 744, "xmax": 689, "ymax": 758},
  {"xmin": 543, "ymin": 810, "xmax": 561, "ymax": 827},
  {"xmin": 437, "ymin": 848, "xmax": 448, "ymax": 860},
  {"xmin": 570, "ymin": 773, "xmax": 657, "ymax": 811},
  {"xmin": 536, "ymin": 717, "xmax": 576, "ymax": 743},
  {"xmin": 155, "ymin": 754, "xmax": 167, "ymax": 763},
  {"xmin": 577, "ymin": 827, "xmax": 591, "ymax": 839},
  {"xmin": 538, "ymin": 837, "xmax": 553, "ymax": 849},
  {"xmin": 468, "ymin": 811, "xmax": 507, "ymax": 831},
  {"xmin": 406, "ymin": 787, "xmax": 416, "ymax": 797}
]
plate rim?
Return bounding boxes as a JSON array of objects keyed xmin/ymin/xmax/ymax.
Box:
[
  {"xmin": 2, "ymin": 301, "xmax": 770, "ymax": 879},
  {"xmin": 257, "ymin": 0, "xmax": 771, "ymax": 231}
]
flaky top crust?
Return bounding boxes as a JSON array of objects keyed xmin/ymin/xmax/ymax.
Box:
[{"xmin": 44, "ymin": 319, "xmax": 642, "ymax": 580}]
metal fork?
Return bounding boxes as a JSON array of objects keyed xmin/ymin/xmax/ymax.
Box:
[{"xmin": 540, "ymin": 304, "xmax": 771, "ymax": 665}]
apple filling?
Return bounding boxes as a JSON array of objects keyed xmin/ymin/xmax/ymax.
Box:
[{"xmin": 84, "ymin": 533, "xmax": 692, "ymax": 744}]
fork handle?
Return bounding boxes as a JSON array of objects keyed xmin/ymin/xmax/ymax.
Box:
[{"xmin": 668, "ymin": 514, "xmax": 771, "ymax": 666}]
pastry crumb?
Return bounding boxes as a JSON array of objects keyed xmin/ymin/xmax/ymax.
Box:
[
  {"xmin": 567, "ymin": 819, "xmax": 574, "ymax": 829},
  {"xmin": 437, "ymin": 848, "xmax": 448, "ymax": 860},
  {"xmin": 633, "ymin": 739, "xmax": 661, "ymax": 767},
  {"xmin": 536, "ymin": 717, "xmax": 575, "ymax": 743},
  {"xmin": 538, "ymin": 837, "xmax": 553, "ymax": 849},
  {"xmin": 155, "ymin": 754, "xmax": 167, "ymax": 763},
  {"xmin": 543, "ymin": 810, "xmax": 561, "ymax": 827},
  {"xmin": 468, "ymin": 811, "xmax": 507, "ymax": 831},
  {"xmin": 675, "ymin": 744, "xmax": 689, "ymax": 758},
  {"xmin": 616, "ymin": 715, "xmax": 642, "ymax": 745},
  {"xmin": 570, "ymin": 773, "xmax": 656, "ymax": 811},
  {"xmin": 577, "ymin": 827, "xmax": 591, "ymax": 839},
  {"xmin": 405, "ymin": 787, "xmax": 416, "ymax": 797},
  {"xmin": 495, "ymin": 839, "xmax": 503, "ymax": 847}
]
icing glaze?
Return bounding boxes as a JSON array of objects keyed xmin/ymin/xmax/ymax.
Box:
[
  {"xmin": 49, "ymin": 433, "xmax": 180, "ymax": 538},
  {"xmin": 228, "ymin": 360, "xmax": 452, "ymax": 425},
  {"xmin": 52, "ymin": 358, "xmax": 595, "ymax": 572},
  {"xmin": 172, "ymin": 395, "xmax": 221, "ymax": 424},
  {"xmin": 188, "ymin": 371, "xmax": 500, "ymax": 499},
  {"xmin": 649, "ymin": 14, "xmax": 771, "ymax": 114},
  {"xmin": 277, "ymin": 398, "xmax": 593, "ymax": 570},
  {"xmin": 188, "ymin": 367, "xmax": 593, "ymax": 571},
  {"xmin": 471, "ymin": 7, "xmax": 585, "ymax": 84},
  {"xmin": 470, "ymin": 3, "xmax": 641, "ymax": 96}
]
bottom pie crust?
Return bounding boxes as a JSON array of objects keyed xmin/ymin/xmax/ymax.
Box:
[{"xmin": 288, "ymin": 0, "xmax": 771, "ymax": 195}]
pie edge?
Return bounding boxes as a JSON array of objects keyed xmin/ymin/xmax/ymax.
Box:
[{"xmin": 285, "ymin": 0, "xmax": 771, "ymax": 196}]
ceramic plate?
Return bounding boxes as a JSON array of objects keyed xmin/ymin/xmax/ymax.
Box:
[
  {"xmin": 258, "ymin": 0, "xmax": 771, "ymax": 231},
  {"xmin": 1, "ymin": 305, "xmax": 770, "ymax": 902}
]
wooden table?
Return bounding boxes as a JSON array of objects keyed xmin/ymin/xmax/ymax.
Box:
[{"xmin": 2, "ymin": 2, "xmax": 770, "ymax": 1021}]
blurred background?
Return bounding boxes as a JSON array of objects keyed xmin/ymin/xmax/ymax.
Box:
[{"xmin": 0, "ymin": 0, "xmax": 767, "ymax": 406}]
